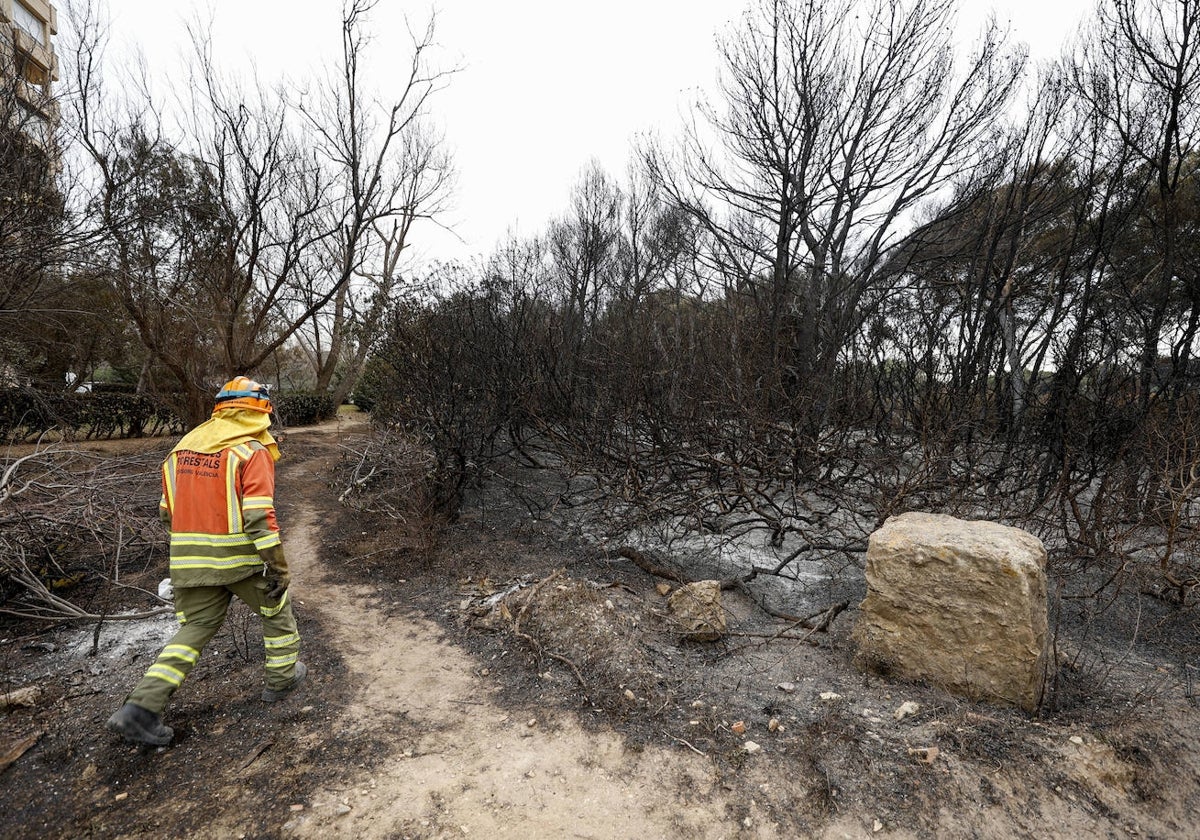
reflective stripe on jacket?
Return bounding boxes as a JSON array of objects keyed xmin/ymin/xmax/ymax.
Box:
[{"xmin": 159, "ymin": 441, "xmax": 280, "ymax": 587}]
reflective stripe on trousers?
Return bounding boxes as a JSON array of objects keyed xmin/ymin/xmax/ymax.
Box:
[{"xmin": 126, "ymin": 575, "xmax": 301, "ymax": 714}]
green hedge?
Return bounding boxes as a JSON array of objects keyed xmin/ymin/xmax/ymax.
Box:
[
  {"xmin": 350, "ymin": 356, "xmax": 390, "ymax": 414},
  {"xmin": 0, "ymin": 387, "xmax": 340, "ymax": 442},
  {"xmin": 273, "ymin": 392, "xmax": 338, "ymax": 427},
  {"xmin": 0, "ymin": 388, "xmax": 185, "ymax": 443}
]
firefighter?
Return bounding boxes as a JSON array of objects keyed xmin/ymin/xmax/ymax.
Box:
[{"xmin": 106, "ymin": 376, "xmax": 306, "ymax": 747}]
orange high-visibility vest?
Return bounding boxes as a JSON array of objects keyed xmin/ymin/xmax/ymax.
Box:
[{"xmin": 159, "ymin": 441, "xmax": 280, "ymax": 587}]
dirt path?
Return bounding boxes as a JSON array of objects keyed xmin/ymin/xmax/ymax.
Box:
[{"xmin": 276, "ymin": 420, "xmax": 788, "ymax": 840}]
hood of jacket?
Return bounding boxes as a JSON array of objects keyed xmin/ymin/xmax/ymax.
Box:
[{"xmin": 171, "ymin": 407, "xmax": 281, "ymax": 461}]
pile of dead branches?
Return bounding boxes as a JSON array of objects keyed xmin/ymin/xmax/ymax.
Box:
[
  {"xmin": 333, "ymin": 431, "xmax": 438, "ymax": 525},
  {"xmin": 463, "ymin": 570, "xmax": 663, "ymax": 713},
  {"xmin": 0, "ymin": 446, "xmax": 170, "ymax": 622}
]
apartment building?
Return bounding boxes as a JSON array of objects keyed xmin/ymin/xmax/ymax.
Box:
[{"xmin": 1, "ymin": 0, "xmax": 57, "ymax": 148}]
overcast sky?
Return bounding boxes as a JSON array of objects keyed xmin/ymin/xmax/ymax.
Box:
[{"xmin": 102, "ymin": 0, "xmax": 1097, "ymax": 265}]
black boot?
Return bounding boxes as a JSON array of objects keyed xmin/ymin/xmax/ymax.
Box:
[
  {"xmin": 262, "ymin": 661, "xmax": 307, "ymax": 702},
  {"xmin": 106, "ymin": 702, "xmax": 174, "ymax": 746}
]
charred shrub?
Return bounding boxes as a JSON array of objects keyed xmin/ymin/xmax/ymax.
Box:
[{"xmin": 365, "ymin": 295, "xmax": 522, "ymax": 517}]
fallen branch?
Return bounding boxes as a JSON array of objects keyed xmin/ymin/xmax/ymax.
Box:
[
  {"xmin": 479, "ymin": 577, "xmax": 535, "ymax": 611},
  {"xmin": 0, "ymin": 686, "xmax": 41, "ymax": 711},
  {"xmin": 338, "ymin": 465, "xmax": 378, "ymax": 503},
  {"xmin": 0, "ymin": 450, "xmax": 55, "ymax": 504},
  {"xmin": 0, "ymin": 606, "xmax": 172, "ymax": 622},
  {"xmin": 0, "ymin": 731, "xmax": 43, "ymax": 775},
  {"xmin": 615, "ymin": 546, "xmax": 689, "ymax": 583},
  {"xmin": 665, "ymin": 731, "xmax": 707, "ymax": 756},
  {"xmin": 239, "ymin": 740, "xmax": 274, "ymax": 773},
  {"xmin": 725, "ymin": 629, "xmax": 824, "ymax": 647},
  {"xmin": 744, "ymin": 599, "xmax": 850, "ymax": 632}
]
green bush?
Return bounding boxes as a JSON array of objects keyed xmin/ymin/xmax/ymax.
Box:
[
  {"xmin": 349, "ymin": 360, "xmax": 385, "ymax": 414},
  {"xmin": 0, "ymin": 388, "xmax": 184, "ymax": 442},
  {"xmin": 0, "ymin": 389, "xmax": 53, "ymax": 441},
  {"xmin": 273, "ymin": 392, "xmax": 337, "ymax": 427}
]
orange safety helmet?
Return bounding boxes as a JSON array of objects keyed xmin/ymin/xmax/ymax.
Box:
[{"xmin": 213, "ymin": 376, "xmax": 273, "ymax": 414}]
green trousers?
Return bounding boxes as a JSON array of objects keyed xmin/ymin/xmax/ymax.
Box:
[{"xmin": 127, "ymin": 574, "xmax": 301, "ymax": 714}]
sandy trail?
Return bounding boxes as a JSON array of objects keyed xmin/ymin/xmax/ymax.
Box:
[{"xmin": 277, "ymin": 420, "xmax": 776, "ymax": 840}]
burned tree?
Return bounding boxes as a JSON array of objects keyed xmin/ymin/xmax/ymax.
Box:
[{"xmin": 62, "ymin": 1, "xmax": 453, "ymax": 422}]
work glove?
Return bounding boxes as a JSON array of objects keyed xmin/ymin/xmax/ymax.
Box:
[{"xmin": 259, "ymin": 544, "xmax": 291, "ymax": 601}]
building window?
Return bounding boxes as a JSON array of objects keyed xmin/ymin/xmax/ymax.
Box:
[
  {"xmin": 13, "ymin": 1, "xmax": 47, "ymax": 46},
  {"xmin": 18, "ymin": 52, "xmax": 51, "ymax": 87},
  {"xmin": 17, "ymin": 99, "xmax": 52, "ymax": 149}
]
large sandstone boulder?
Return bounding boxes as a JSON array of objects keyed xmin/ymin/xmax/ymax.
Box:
[
  {"xmin": 852, "ymin": 512, "xmax": 1048, "ymax": 711},
  {"xmin": 667, "ymin": 580, "xmax": 727, "ymax": 641}
]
